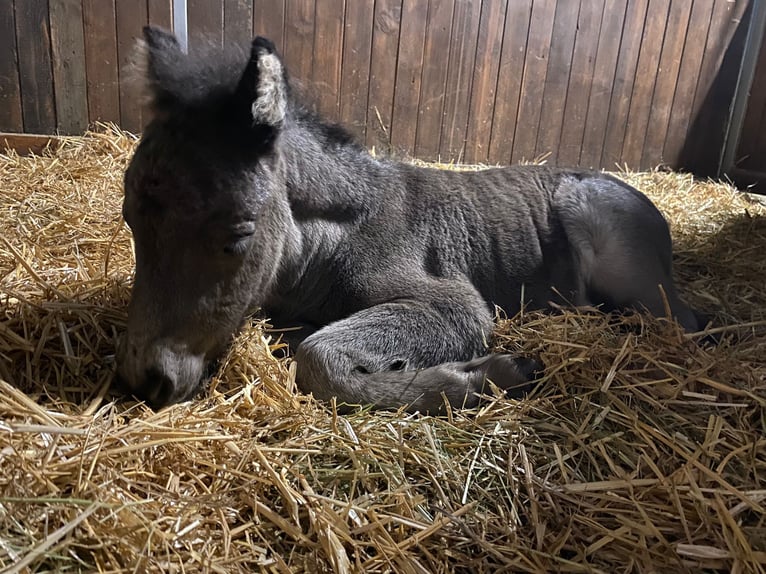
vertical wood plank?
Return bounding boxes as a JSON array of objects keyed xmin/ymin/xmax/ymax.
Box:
[
  {"xmin": 600, "ymin": 0, "xmax": 649, "ymax": 169},
  {"xmin": 735, "ymin": 32, "xmax": 766, "ymax": 170},
  {"xmin": 224, "ymin": 0, "xmax": 254, "ymax": 50},
  {"xmin": 511, "ymin": 0, "xmax": 556, "ymax": 163},
  {"xmin": 366, "ymin": 0, "xmax": 402, "ymax": 152},
  {"xmin": 487, "ymin": 0, "xmax": 533, "ymax": 165},
  {"xmin": 0, "ymin": 1, "xmax": 23, "ymax": 132},
  {"xmin": 464, "ymin": 0, "xmax": 507, "ymax": 164},
  {"xmin": 283, "ymin": 0, "xmax": 316, "ymax": 93},
  {"xmin": 439, "ymin": 0, "xmax": 481, "ymax": 162},
  {"xmin": 50, "ymin": 0, "xmax": 89, "ymax": 134},
  {"xmin": 313, "ymin": 0, "xmax": 345, "ymax": 121},
  {"xmin": 83, "ymin": 0, "xmax": 120, "ymax": 126},
  {"xmin": 557, "ymin": 0, "xmax": 605, "ymax": 168},
  {"xmin": 748, "ymin": 79, "xmax": 766, "ymax": 173},
  {"xmin": 677, "ymin": 0, "xmax": 749, "ymax": 173},
  {"xmin": 579, "ymin": 1, "xmax": 627, "ymax": 169},
  {"xmin": 534, "ymin": 0, "xmax": 581, "ymax": 164},
  {"xmin": 16, "ymin": 0, "xmax": 56, "ymax": 133},
  {"xmin": 662, "ymin": 0, "xmax": 714, "ymax": 166},
  {"xmin": 414, "ymin": 0, "xmax": 455, "ymax": 160},
  {"xmin": 390, "ymin": 0, "xmax": 429, "ymax": 156},
  {"xmin": 254, "ymin": 0, "xmax": 286, "ymax": 53},
  {"xmin": 339, "ymin": 0, "xmax": 374, "ymax": 141},
  {"xmin": 116, "ymin": 0, "xmax": 148, "ymax": 133},
  {"xmin": 148, "ymin": 0, "xmax": 173, "ymax": 30},
  {"xmin": 188, "ymin": 0, "xmax": 224, "ymax": 53},
  {"xmin": 641, "ymin": 0, "xmax": 693, "ymax": 167},
  {"xmin": 620, "ymin": 0, "xmax": 670, "ymax": 169}
]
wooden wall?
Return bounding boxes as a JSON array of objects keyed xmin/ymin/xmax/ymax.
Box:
[
  {"xmin": 0, "ymin": 0, "xmax": 754, "ymax": 173},
  {"xmin": 735, "ymin": 29, "xmax": 766, "ymax": 177}
]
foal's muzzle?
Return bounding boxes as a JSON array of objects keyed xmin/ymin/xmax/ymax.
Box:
[{"xmin": 115, "ymin": 336, "xmax": 208, "ymax": 409}]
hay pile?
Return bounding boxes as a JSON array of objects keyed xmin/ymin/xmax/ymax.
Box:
[{"xmin": 1, "ymin": 127, "xmax": 765, "ymax": 573}]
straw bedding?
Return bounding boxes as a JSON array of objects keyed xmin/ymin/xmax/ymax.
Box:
[{"xmin": 1, "ymin": 127, "xmax": 765, "ymax": 573}]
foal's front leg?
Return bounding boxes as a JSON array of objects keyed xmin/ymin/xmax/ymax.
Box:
[{"xmin": 293, "ymin": 281, "xmax": 539, "ymax": 412}]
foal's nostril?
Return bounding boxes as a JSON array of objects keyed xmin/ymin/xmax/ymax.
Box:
[{"xmin": 143, "ymin": 366, "xmax": 176, "ymax": 408}]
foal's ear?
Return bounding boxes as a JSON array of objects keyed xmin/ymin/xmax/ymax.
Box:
[
  {"xmin": 236, "ymin": 37, "xmax": 288, "ymax": 128},
  {"xmin": 137, "ymin": 26, "xmax": 185, "ymax": 110}
]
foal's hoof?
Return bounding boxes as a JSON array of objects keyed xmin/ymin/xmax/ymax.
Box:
[{"xmin": 481, "ymin": 354, "xmax": 544, "ymax": 399}]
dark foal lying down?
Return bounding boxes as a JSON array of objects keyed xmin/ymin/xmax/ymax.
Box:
[{"xmin": 116, "ymin": 27, "xmax": 702, "ymax": 411}]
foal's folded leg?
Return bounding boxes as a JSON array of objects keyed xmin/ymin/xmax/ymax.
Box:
[{"xmin": 293, "ymin": 281, "xmax": 540, "ymax": 412}]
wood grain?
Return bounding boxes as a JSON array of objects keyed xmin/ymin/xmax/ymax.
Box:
[
  {"xmin": 366, "ymin": 0, "xmax": 402, "ymax": 152},
  {"xmin": 511, "ymin": 0, "xmax": 556, "ymax": 164},
  {"xmin": 390, "ymin": 0, "xmax": 429, "ymax": 156},
  {"xmin": 116, "ymin": 0, "xmax": 148, "ymax": 133},
  {"xmin": 620, "ymin": 0, "xmax": 670, "ymax": 169},
  {"xmin": 600, "ymin": 0, "xmax": 648, "ymax": 169},
  {"xmin": 83, "ymin": 0, "xmax": 120, "ymax": 126},
  {"xmin": 464, "ymin": 0, "xmax": 507, "ymax": 164},
  {"xmin": 15, "ymin": 0, "xmax": 56, "ymax": 133},
  {"xmin": 50, "ymin": 0, "xmax": 89, "ymax": 134},
  {"xmin": 254, "ymin": 0, "xmax": 286, "ymax": 53},
  {"xmin": 662, "ymin": 0, "xmax": 715, "ymax": 166},
  {"xmin": 579, "ymin": 1, "xmax": 627, "ymax": 169},
  {"xmin": 313, "ymin": 0, "xmax": 345, "ymax": 121},
  {"xmin": 557, "ymin": 0, "xmax": 605, "ymax": 168},
  {"xmin": 439, "ymin": 0, "xmax": 481, "ymax": 162},
  {"xmin": 224, "ymin": 0, "xmax": 254, "ymax": 50},
  {"xmin": 0, "ymin": 1, "xmax": 23, "ymax": 132},
  {"xmin": 414, "ymin": 0, "xmax": 455, "ymax": 161},
  {"xmin": 339, "ymin": 0, "xmax": 374, "ymax": 142},
  {"xmin": 487, "ymin": 0, "xmax": 533, "ymax": 165}
]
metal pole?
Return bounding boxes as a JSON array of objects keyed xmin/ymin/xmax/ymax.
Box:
[
  {"xmin": 172, "ymin": 0, "xmax": 189, "ymax": 53},
  {"xmin": 720, "ymin": 0, "xmax": 766, "ymax": 177}
]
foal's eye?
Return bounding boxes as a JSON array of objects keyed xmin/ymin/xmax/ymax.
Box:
[
  {"xmin": 223, "ymin": 238, "xmax": 251, "ymax": 256},
  {"xmin": 223, "ymin": 223, "xmax": 256, "ymax": 256}
]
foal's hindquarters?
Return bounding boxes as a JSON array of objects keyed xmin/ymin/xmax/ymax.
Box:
[{"xmin": 293, "ymin": 171, "xmax": 700, "ymax": 413}]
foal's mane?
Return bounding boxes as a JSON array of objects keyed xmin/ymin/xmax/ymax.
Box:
[{"xmin": 141, "ymin": 38, "xmax": 361, "ymax": 151}]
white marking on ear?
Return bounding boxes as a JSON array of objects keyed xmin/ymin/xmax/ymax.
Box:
[{"xmin": 251, "ymin": 51, "xmax": 287, "ymax": 127}]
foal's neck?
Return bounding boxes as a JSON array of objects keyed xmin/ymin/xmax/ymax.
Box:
[{"xmin": 280, "ymin": 118, "xmax": 395, "ymax": 222}]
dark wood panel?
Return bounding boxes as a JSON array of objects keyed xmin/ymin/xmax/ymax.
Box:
[
  {"xmin": 1, "ymin": 133, "xmax": 62, "ymax": 155},
  {"xmin": 681, "ymin": 0, "xmax": 750, "ymax": 175},
  {"xmin": 148, "ymin": 0, "xmax": 173, "ymax": 30},
  {"xmin": 464, "ymin": 0, "xmax": 507, "ymax": 164},
  {"xmin": 50, "ymin": 0, "xmax": 89, "ymax": 134},
  {"xmin": 439, "ymin": 0, "xmax": 481, "ymax": 161},
  {"xmin": 188, "ymin": 0, "xmax": 224, "ymax": 53},
  {"xmin": 390, "ymin": 0, "xmax": 429, "ymax": 155},
  {"xmin": 312, "ymin": 0, "xmax": 345, "ymax": 121},
  {"xmin": 15, "ymin": 0, "xmax": 56, "ymax": 133},
  {"xmin": 737, "ymin": 32, "xmax": 766, "ymax": 170},
  {"xmin": 224, "ymin": 0, "xmax": 254, "ymax": 50},
  {"xmin": 487, "ymin": 0, "xmax": 533, "ymax": 165},
  {"xmin": 414, "ymin": 0, "xmax": 455, "ymax": 160},
  {"xmin": 662, "ymin": 0, "xmax": 715, "ymax": 166},
  {"xmin": 600, "ymin": 0, "xmax": 649, "ymax": 169},
  {"xmin": 284, "ymin": 0, "xmax": 316, "ymax": 102},
  {"xmin": 0, "ymin": 1, "xmax": 23, "ymax": 132},
  {"xmin": 641, "ymin": 0, "xmax": 693, "ymax": 167},
  {"xmin": 83, "ymin": 0, "xmax": 120, "ymax": 126},
  {"xmin": 339, "ymin": 0, "xmax": 374, "ymax": 142},
  {"xmin": 511, "ymin": 0, "xmax": 556, "ymax": 163},
  {"xmin": 579, "ymin": 1, "xmax": 627, "ymax": 168},
  {"xmin": 557, "ymin": 0, "xmax": 604, "ymax": 168},
  {"xmin": 116, "ymin": 0, "xmax": 148, "ymax": 133},
  {"xmin": 534, "ymin": 0, "xmax": 581, "ymax": 164},
  {"xmin": 254, "ymin": 0, "xmax": 285, "ymax": 53},
  {"xmin": 620, "ymin": 0, "xmax": 670, "ymax": 169},
  {"xmin": 366, "ymin": 0, "xmax": 402, "ymax": 152}
]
